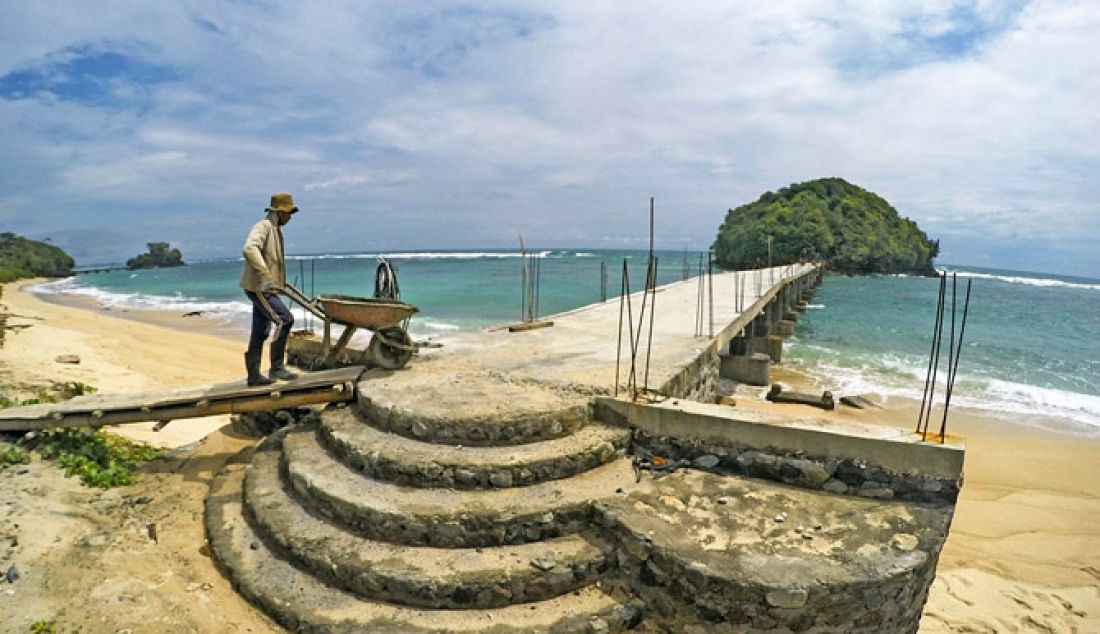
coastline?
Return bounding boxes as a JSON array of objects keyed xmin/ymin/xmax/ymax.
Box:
[{"xmin": 2, "ymin": 280, "xmax": 1098, "ymax": 631}]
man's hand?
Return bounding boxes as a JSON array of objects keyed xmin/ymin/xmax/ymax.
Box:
[{"xmin": 260, "ymin": 279, "xmax": 276, "ymax": 292}]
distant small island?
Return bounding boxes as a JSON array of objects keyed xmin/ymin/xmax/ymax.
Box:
[
  {"xmin": 713, "ymin": 178, "xmax": 939, "ymax": 276},
  {"xmin": 127, "ymin": 242, "xmax": 185, "ymax": 270},
  {"xmin": 0, "ymin": 232, "xmax": 75, "ymax": 283}
]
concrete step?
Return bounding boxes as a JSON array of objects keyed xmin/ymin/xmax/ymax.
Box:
[
  {"xmin": 244, "ymin": 437, "xmax": 616, "ymax": 608},
  {"xmin": 207, "ymin": 457, "xmax": 637, "ymax": 633},
  {"xmin": 594, "ymin": 469, "xmax": 952, "ymax": 632},
  {"xmin": 357, "ymin": 369, "xmax": 592, "ymax": 445},
  {"xmin": 283, "ymin": 426, "xmax": 639, "ymax": 547},
  {"xmin": 321, "ymin": 405, "xmax": 631, "ymax": 489}
]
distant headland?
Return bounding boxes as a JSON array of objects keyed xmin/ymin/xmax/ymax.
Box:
[
  {"xmin": 713, "ymin": 178, "xmax": 939, "ymax": 276},
  {"xmin": 126, "ymin": 242, "xmax": 185, "ymax": 270}
]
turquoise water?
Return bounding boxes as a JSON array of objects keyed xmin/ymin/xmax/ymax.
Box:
[
  {"xmin": 33, "ymin": 254, "xmax": 1100, "ymax": 434},
  {"xmin": 786, "ymin": 267, "xmax": 1100, "ymax": 433}
]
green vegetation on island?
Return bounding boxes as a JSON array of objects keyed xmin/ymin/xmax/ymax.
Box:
[
  {"xmin": 713, "ymin": 178, "xmax": 939, "ymax": 276},
  {"xmin": 126, "ymin": 241, "xmax": 185, "ymax": 270},
  {"xmin": 0, "ymin": 232, "xmax": 75, "ymax": 283}
]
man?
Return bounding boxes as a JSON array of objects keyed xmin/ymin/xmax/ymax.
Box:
[{"xmin": 239, "ymin": 192, "xmax": 300, "ymax": 386}]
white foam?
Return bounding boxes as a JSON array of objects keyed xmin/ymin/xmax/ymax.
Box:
[
  {"xmin": 30, "ymin": 278, "xmax": 252, "ymax": 321},
  {"xmin": 805, "ymin": 303, "xmax": 825, "ymax": 309},
  {"xmin": 283, "ymin": 251, "xmax": 555, "ymax": 261},
  {"xmin": 938, "ymin": 269, "xmax": 1100, "ymax": 292}
]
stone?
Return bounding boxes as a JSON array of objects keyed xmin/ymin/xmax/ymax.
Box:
[
  {"xmin": 798, "ymin": 461, "xmax": 831, "ymax": 486},
  {"xmin": 619, "ymin": 602, "xmax": 645, "ymax": 629},
  {"xmin": 891, "ymin": 533, "xmax": 919, "ymax": 551},
  {"xmin": 489, "ymin": 471, "xmax": 514, "ymax": 488},
  {"xmin": 454, "ymin": 468, "xmax": 477, "ymax": 486},
  {"xmin": 693, "ymin": 454, "xmax": 720, "ymax": 469},
  {"xmin": 410, "ymin": 420, "xmax": 430, "ymax": 438},
  {"xmin": 919, "ymin": 479, "xmax": 944, "ymax": 493},
  {"xmin": 5, "ymin": 564, "xmax": 19, "ymax": 583},
  {"xmin": 249, "ymin": 541, "xmax": 260, "ymax": 551},
  {"xmin": 858, "ymin": 484, "xmax": 895, "ymax": 499},
  {"xmin": 530, "ymin": 556, "xmax": 557, "ymax": 572},
  {"xmin": 54, "ymin": 354, "xmax": 80, "ymax": 364},
  {"xmin": 822, "ymin": 480, "xmax": 848, "ymax": 494},
  {"xmin": 765, "ymin": 588, "xmax": 808, "ymax": 609},
  {"xmin": 717, "ymin": 496, "xmax": 729, "ymax": 505},
  {"xmin": 587, "ymin": 617, "xmax": 610, "ymax": 634},
  {"xmin": 774, "ymin": 513, "xmax": 787, "ymax": 523}
]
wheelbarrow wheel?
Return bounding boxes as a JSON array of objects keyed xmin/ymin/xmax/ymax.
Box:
[{"xmin": 366, "ymin": 327, "xmax": 414, "ymax": 369}]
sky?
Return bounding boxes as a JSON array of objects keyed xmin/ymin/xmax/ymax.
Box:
[{"xmin": 0, "ymin": 1, "xmax": 1097, "ymax": 277}]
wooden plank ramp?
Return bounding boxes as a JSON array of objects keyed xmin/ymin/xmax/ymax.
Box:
[{"xmin": 0, "ymin": 366, "xmax": 366, "ymax": 432}]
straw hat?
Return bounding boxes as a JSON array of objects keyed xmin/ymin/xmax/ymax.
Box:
[{"xmin": 266, "ymin": 192, "xmax": 299, "ymax": 214}]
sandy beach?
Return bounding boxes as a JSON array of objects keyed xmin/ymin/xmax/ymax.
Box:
[{"xmin": 1, "ymin": 279, "xmax": 1098, "ymax": 632}]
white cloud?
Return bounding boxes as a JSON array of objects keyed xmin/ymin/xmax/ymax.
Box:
[{"xmin": 0, "ymin": 1, "xmax": 1097, "ymax": 274}]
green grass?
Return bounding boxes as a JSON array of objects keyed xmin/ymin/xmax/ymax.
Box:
[{"xmin": 29, "ymin": 621, "xmax": 57, "ymax": 634}]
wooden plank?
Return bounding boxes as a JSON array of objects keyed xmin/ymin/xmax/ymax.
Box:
[
  {"xmin": 0, "ymin": 366, "xmax": 366, "ymax": 424},
  {"xmin": 507, "ymin": 320, "xmax": 554, "ymax": 333},
  {"xmin": 0, "ymin": 383, "xmax": 355, "ymax": 432}
]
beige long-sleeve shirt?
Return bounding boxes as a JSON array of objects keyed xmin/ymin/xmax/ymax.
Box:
[{"xmin": 239, "ymin": 212, "xmax": 286, "ymax": 292}]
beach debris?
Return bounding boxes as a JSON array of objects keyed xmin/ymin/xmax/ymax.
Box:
[
  {"xmin": 766, "ymin": 384, "xmax": 835, "ymax": 410},
  {"xmin": 5, "ymin": 564, "xmax": 19, "ymax": 583},
  {"xmin": 182, "ymin": 311, "xmax": 203, "ymax": 318},
  {"xmin": 54, "ymin": 354, "xmax": 80, "ymax": 364},
  {"xmin": 146, "ymin": 523, "xmax": 158, "ymax": 544},
  {"xmin": 774, "ymin": 512, "xmax": 787, "ymax": 523}
]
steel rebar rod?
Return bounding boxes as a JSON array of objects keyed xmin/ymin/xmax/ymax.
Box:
[
  {"xmin": 939, "ymin": 279, "xmax": 972, "ymax": 442},
  {"xmin": 916, "ymin": 273, "xmax": 947, "ymax": 433},
  {"xmin": 615, "ymin": 261, "xmax": 627, "ymax": 396},
  {"xmin": 643, "ymin": 257, "xmax": 658, "ymax": 392},
  {"xmin": 708, "ymin": 251, "xmax": 714, "ymax": 337},
  {"xmin": 922, "ymin": 272, "xmax": 949, "ymax": 441}
]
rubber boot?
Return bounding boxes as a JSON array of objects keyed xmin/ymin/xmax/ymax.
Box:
[
  {"xmin": 270, "ymin": 365, "xmax": 298, "ymax": 381},
  {"xmin": 245, "ymin": 351, "xmax": 273, "ymax": 387}
]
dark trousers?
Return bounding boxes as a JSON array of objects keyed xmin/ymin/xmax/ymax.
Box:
[{"xmin": 245, "ymin": 290, "xmax": 294, "ymax": 368}]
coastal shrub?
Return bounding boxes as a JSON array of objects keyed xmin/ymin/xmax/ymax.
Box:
[
  {"xmin": 713, "ymin": 177, "xmax": 939, "ymax": 275},
  {"xmin": 30, "ymin": 621, "xmax": 57, "ymax": 634},
  {"xmin": 126, "ymin": 241, "xmax": 184, "ymax": 270},
  {"xmin": 34, "ymin": 429, "xmax": 163, "ymax": 489},
  {"xmin": 0, "ymin": 232, "xmax": 74, "ymax": 278},
  {"xmin": 1, "ymin": 444, "xmax": 30, "ymax": 467}
]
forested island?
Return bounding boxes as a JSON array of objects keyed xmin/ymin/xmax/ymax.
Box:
[
  {"xmin": 126, "ymin": 242, "xmax": 185, "ymax": 270},
  {"xmin": 713, "ymin": 178, "xmax": 939, "ymax": 276},
  {"xmin": 0, "ymin": 232, "xmax": 75, "ymax": 283}
]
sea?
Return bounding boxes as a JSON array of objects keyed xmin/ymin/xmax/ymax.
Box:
[{"xmin": 29, "ymin": 251, "xmax": 1100, "ymax": 436}]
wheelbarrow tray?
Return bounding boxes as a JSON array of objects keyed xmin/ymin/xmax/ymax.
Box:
[{"xmin": 317, "ymin": 295, "xmax": 419, "ymax": 330}]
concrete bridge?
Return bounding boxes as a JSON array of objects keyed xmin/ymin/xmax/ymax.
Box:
[{"xmin": 202, "ymin": 262, "xmax": 962, "ymax": 633}]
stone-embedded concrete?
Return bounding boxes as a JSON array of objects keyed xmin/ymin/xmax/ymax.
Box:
[
  {"xmin": 596, "ymin": 470, "xmax": 951, "ymax": 633},
  {"xmin": 207, "ymin": 458, "xmax": 636, "ymax": 633},
  {"xmin": 321, "ymin": 405, "xmax": 630, "ymax": 489},
  {"xmin": 283, "ymin": 425, "xmax": 639, "ymax": 547},
  {"xmin": 597, "ymin": 398, "xmax": 963, "ymax": 503},
  {"xmin": 244, "ymin": 434, "xmax": 614, "ymax": 609}
]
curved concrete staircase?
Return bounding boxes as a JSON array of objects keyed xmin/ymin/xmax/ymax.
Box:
[{"xmin": 206, "ymin": 388, "xmax": 644, "ymax": 633}]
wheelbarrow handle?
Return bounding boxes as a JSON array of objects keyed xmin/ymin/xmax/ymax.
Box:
[{"xmin": 282, "ymin": 283, "xmax": 327, "ymax": 320}]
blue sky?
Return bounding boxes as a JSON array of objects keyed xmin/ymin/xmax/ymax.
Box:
[{"xmin": 0, "ymin": 1, "xmax": 1097, "ymax": 276}]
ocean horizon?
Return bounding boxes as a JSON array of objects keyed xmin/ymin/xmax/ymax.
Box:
[{"xmin": 31, "ymin": 249, "xmax": 1100, "ymax": 437}]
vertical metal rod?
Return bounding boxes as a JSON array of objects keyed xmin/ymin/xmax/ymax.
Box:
[
  {"xmin": 615, "ymin": 261, "xmax": 627, "ymax": 396},
  {"xmin": 630, "ymin": 259, "xmax": 651, "ymax": 397},
  {"xmin": 624, "ymin": 262, "xmax": 638, "ymax": 397},
  {"xmin": 534, "ymin": 255, "xmax": 541, "ymax": 319},
  {"xmin": 939, "ymin": 279, "xmax": 972, "ymax": 442},
  {"xmin": 708, "ymin": 251, "xmax": 714, "ymax": 337},
  {"xmin": 922, "ymin": 272, "xmax": 949, "ymax": 441},
  {"xmin": 916, "ymin": 273, "xmax": 947, "ymax": 433},
  {"xmin": 643, "ymin": 257, "xmax": 658, "ymax": 391}
]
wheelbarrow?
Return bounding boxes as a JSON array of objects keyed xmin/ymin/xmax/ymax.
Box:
[{"xmin": 281, "ymin": 284, "xmax": 420, "ymax": 369}]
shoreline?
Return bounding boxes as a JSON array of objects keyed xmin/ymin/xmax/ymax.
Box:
[{"xmin": 3, "ymin": 278, "xmax": 1099, "ymax": 630}]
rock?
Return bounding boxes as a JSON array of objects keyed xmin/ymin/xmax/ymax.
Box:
[
  {"xmin": 55, "ymin": 354, "xmax": 81, "ymax": 364},
  {"xmin": 717, "ymin": 496, "xmax": 729, "ymax": 505},
  {"xmin": 919, "ymin": 479, "xmax": 944, "ymax": 493},
  {"xmin": 858, "ymin": 483, "xmax": 895, "ymax": 499},
  {"xmin": 489, "ymin": 470, "xmax": 514, "ymax": 488},
  {"xmin": 798, "ymin": 461, "xmax": 831, "ymax": 486},
  {"xmin": 410, "ymin": 420, "xmax": 430, "ymax": 438},
  {"xmin": 249, "ymin": 541, "xmax": 260, "ymax": 551},
  {"xmin": 822, "ymin": 479, "xmax": 848, "ymax": 494},
  {"xmin": 619, "ymin": 602, "xmax": 645, "ymax": 629},
  {"xmin": 587, "ymin": 617, "xmax": 610, "ymax": 634},
  {"xmin": 530, "ymin": 556, "xmax": 557, "ymax": 572},
  {"xmin": 5, "ymin": 564, "xmax": 18, "ymax": 583},
  {"xmin": 801, "ymin": 533, "xmax": 813, "ymax": 540},
  {"xmin": 693, "ymin": 454, "xmax": 720, "ymax": 469},
  {"xmin": 765, "ymin": 588, "xmax": 808, "ymax": 608},
  {"xmin": 774, "ymin": 513, "xmax": 787, "ymax": 523},
  {"xmin": 891, "ymin": 533, "xmax": 919, "ymax": 551}
]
